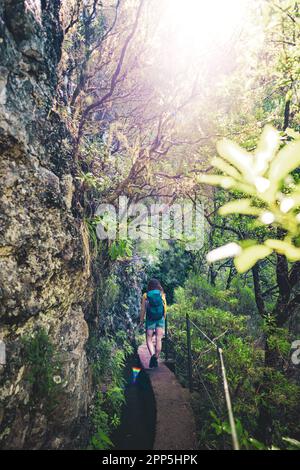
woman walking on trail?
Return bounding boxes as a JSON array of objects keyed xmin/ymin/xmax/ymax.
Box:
[{"xmin": 140, "ymin": 279, "xmax": 167, "ymax": 368}]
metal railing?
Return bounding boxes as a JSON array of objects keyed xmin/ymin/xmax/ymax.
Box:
[{"xmin": 163, "ymin": 313, "xmax": 240, "ymax": 450}]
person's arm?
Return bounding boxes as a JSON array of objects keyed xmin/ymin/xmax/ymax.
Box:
[{"xmin": 140, "ymin": 294, "xmax": 146, "ymax": 325}]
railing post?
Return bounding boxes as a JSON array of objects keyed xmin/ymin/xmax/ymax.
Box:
[
  {"xmin": 186, "ymin": 313, "xmax": 193, "ymax": 393},
  {"xmin": 217, "ymin": 347, "xmax": 240, "ymax": 450},
  {"xmin": 165, "ymin": 315, "xmax": 168, "ymax": 362}
]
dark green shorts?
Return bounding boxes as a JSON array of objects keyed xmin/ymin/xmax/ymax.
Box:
[{"xmin": 146, "ymin": 317, "xmax": 165, "ymax": 331}]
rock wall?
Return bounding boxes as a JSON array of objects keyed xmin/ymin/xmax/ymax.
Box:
[
  {"xmin": 0, "ymin": 0, "xmax": 93, "ymax": 449},
  {"xmin": 99, "ymin": 255, "xmax": 147, "ymax": 334}
]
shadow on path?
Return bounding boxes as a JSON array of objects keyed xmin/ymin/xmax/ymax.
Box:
[{"xmin": 112, "ymin": 353, "xmax": 156, "ymax": 450}]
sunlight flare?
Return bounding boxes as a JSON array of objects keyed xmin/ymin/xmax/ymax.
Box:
[
  {"xmin": 206, "ymin": 242, "xmax": 242, "ymax": 263},
  {"xmin": 165, "ymin": 0, "xmax": 249, "ymax": 53}
]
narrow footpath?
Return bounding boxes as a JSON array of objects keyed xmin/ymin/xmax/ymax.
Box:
[{"xmin": 138, "ymin": 343, "xmax": 197, "ymax": 450}]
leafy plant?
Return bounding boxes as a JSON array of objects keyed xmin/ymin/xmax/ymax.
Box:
[
  {"xmin": 101, "ymin": 274, "xmax": 120, "ymax": 310},
  {"xmin": 77, "ymin": 172, "xmax": 103, "ymax": 190},
  {"xmin": 87, "ymin": 332, "xmax": 133, "ymax": 450},
  {"xmin": 91, "ymin": 430, "xmax": 114, "ymax": 450},
  {"xmin": 89, "ymin": 392, "xmax": 114, "ymax": 450},
  {"xmin": 200, "ymin": 126, "xmax": 300, "ymax": 271},
  {"xmin": 108, "ymin": 239, "xmax": 133, "ymax": 260},
  {"xmin": 85, "ymin": 216, "xmax": 102, "ymax": 256}
]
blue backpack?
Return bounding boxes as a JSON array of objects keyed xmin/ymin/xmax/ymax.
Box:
[{"xmin": 146, "ymin": 289, "xmax": 164, "ymax": 321}]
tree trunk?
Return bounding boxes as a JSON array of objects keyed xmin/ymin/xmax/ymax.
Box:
[{"xmin": 252, "ymin": 262, "xmax": 267, "ymax": 317}]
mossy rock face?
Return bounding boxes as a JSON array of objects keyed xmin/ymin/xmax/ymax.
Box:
[
  {"xmin": 98, "ymin": 256, "xmax": 147, "ymax": 334},
  {"xmin": 0, "ymin": 1, "xmax": 148, "ymax": 450},
  {"xmin": 0, "ymin": 2, "xmax": 92, "ymax": 449}
]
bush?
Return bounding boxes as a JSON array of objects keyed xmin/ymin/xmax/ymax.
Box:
[
  {"xmin": 180, "ymin": 273, "xmax": 257, "ymax": 319},
  {"xmin": 147, "ymin": 241, "xmax": 194, "ymax": 303},
  {"xmin": 87, "ymin": 331, "xmax": 133, "ymax": 449},
  {"xmin": 167, "ymin": 284, "xmax": 300, "ymax": 449}
]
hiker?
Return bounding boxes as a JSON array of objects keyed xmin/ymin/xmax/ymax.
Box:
[{"xmin": 139, "ymin": 278, "xmax": 167, "ymax": 368}]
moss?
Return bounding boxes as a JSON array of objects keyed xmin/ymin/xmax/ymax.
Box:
[{"xmin": 21, "ymin": 328, "xmax": 63, "ymax": 412}]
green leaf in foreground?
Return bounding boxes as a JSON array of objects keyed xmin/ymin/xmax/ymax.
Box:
[{"xmin": 200, "ymin": 125, "xmax": 300, "ymax": 271}]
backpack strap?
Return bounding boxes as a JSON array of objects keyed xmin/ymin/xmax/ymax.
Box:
[{"xmin": 162, "ymin": 292, "xmax": 167, "ymax": 316}]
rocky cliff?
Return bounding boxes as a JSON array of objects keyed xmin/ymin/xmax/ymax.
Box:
[{"xmin": 0, "ymin": 0, "xmax": 93, "ymax": 449}]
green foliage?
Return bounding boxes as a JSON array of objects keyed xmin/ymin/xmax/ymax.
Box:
[
  {"xmin": 147, "ymin": 241, "xmax": 195, "ymax": 303},
  {"xmin": 210, "ymin": 413, "xmax": 300, "ymax": 450},
  {"xmin": 91, "ymin": 429, "xmax": 114, "ymax": 450},
  {"xmin": 177, "ymin": 273, "xmax": 257, "ymax": 318},
  {"xmin": 22, "ymin": 329, "xmax": 63, "ymax": 411},
  {"xmin": 85, "ymin": 217, "xmax": 135, "ymax": 262},
  {"xmin": 77, "ymin": 172, "xmax": 104, "ymax": 191},
  {"xmin": 167, "ymin": 279, "xmax": 300, "ymax": 449},
  {"xmin": 89, "ymin": 392, "xmax": 113, "ymax": 450},
  {"xmin": 101, "ymin": 273, "xmax": 120, "ymax": 311},
  {"xmin": 282, "ymin": 437, "xmax": 300, "ymax": 450},
  {"xmin": 211, "ymin": 413, "xmax": 263, "ymax": 450},
  {"xmin": 87, "ymin": 331, "xmax": 133, "ymax": 387},
  {"xmin": 267, "ymin": 327, "xmax": 292, "ymax": 360},
  {"xmin": 87, "ymin": 331, "xmax": 133, "ymax": 450},
  {"xmin": 85, "ymin": 214, "xmax": 134, "ymax": 261},
  {"xmin": 108, "ymin": 239, "xmax": 133, "ymax": 261},
  {"xmin": 201, "ymin": 126, "xmax": 300, "ymax": 271},
  {"xmin": 85, "ymin": 216, "xmax": 102, "ymax": 256},
  {"xmin": 230, "ymin": 277, "xmax": 258, "ymax": 317}
]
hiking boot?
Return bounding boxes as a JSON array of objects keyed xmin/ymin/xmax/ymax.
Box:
[{"xmin": 149, "ymin": 354, "xmax": 156, "ymax": 368}]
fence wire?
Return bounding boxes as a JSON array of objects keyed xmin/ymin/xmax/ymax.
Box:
[{"xmin": 165, "ymin": 314, "xmax": 240, "ymax": 450}]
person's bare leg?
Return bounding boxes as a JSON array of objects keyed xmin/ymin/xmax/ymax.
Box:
[
  {"xmin": 146, "ymin": 329, "xmax": 155, "ymax": 357},
  {"xmin": 155, "ymin": 328, "xmax": 164, "ymax": 359}
]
